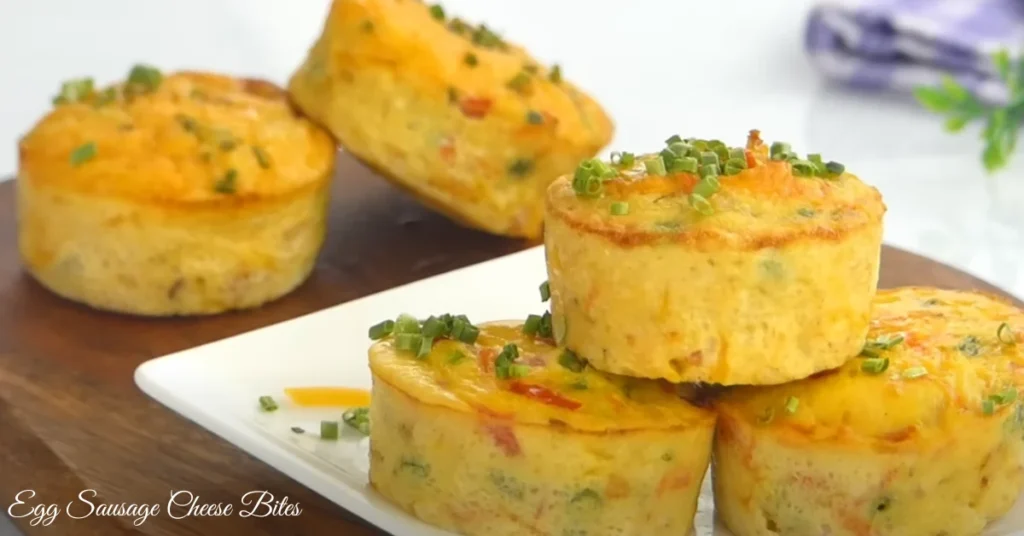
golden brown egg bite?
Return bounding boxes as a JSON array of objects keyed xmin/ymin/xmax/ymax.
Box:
[
  {"xmin": 17, "ymin": 66, "xmax": 336, "ymax": 316},
  {"xmin": 714, "ymin": 287, "xmax": 1024, "ymax": 536},
  {"xmin": 543, "ymin": 130, "xmax": 886, "ymax": 385},
  {"xmin": 287, "ymin": 0, "xmax": 613, "ymax": 239},
  {"xmin": 366, "ymin": 316, "xmax": 715, "ymax": 536}
]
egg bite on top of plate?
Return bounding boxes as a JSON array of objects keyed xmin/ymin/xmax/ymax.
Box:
[
  {"xmin": 17, "ymin": 66, "xmax": 336, "ymax": 316},
  {"xmin": 288, "ymin": 0, "xmax": 613, "ymax": 239},
  {"xmin": 714, "ymin": 287, "xmax": 1024, "ymax": 536},
  {"xmin": 543, "ymin": 130, "xmax": 886, "ymax": 385},
  {"xmin": 365, "ymin": 315, "xmax": 715, "ymax": 536}
]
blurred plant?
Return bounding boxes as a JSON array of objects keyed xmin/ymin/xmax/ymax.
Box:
[{"xmin": 913, "ymin": 49, "xmax": 1023, "ymax": 173}]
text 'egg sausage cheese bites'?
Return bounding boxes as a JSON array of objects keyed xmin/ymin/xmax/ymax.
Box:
[
  {"xmin": 17, "ymin": 67, "xmax": 336, "ymax": 316},
  {"xmin": 714, "ymin": 287, "xmax": 1024, "ymax": 536},
  {"xmin": 366, "ymin": 317, "xmax": 715, "ymax": 536},
  {"xmin": 288, "ymin": 0, "xmax": 613, "ymax": 239},
  {"xmin": 544, "ymin": 130, "xmax": 886, "ymax": 385}
]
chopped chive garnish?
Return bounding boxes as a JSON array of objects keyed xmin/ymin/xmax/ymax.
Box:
[
  {"xmin": 644, "ymin": 156, "xmax": 667, "ymax": 176},
  {"xmin": 506, "ymin": 72, "xmax": 531, "ymax": 93},
  {"xmin": 70, "ymin": 142, "xmax": 97, "ymax": 166},
  {"xmin": 508, "ymin": 158, "xmax": 533, "ymax": 177},
  {"xmin": 494, "ymin": 343, "xmax": 522, "ymax": 379},
  {"xmin": 394, "ymin": 314, "xmax": 421, "ymax": 334},
  {"xmin": 861, "ymin": 334, "xmax": 905, "ymax": 357},
  {"xmin": 526, "ymin": 110, "xmax": 544, "ymax": 124},
  {"xmin": 611, "ymin": 151, "xmax": 636, "ymax": 167},
  {"xmin": 902, "ymin": 366, "xmax": 928, "ymax": 379},
  {"xmin": 395, "ymin": 333, "xmax": 423, "ymax": 352},
  {"xmin": 537, "ymin": 311, "xmax": 554, "ymax": 338},
  {"xmin": 342, "ymin": 407, "xmax": 371, "ymax": 435},
  {"xmin": 523, "ymin": 314, "xmax": 543, "ymax": 335},
  {"xmin": 429, "ymin": 4, "xmax": 445, "ymax": 20},
  {"xmin": 992, "ymin": 388, "xmax": 1018, "ymax": 405},
  {"xmin": 700, "ymin": 152, "xmax": 719, "ymax": 166},
  {"xmin": 448, "ymin": 350, "xmax": 467, "ymax": 364},
  {"xmin": 290, "ymin": 426, "xmax": 305, "ymax": 434},
  {"xmin": 320, "ymin": 420, "xmax": 340, "ymax": 440},
  {"xmin": 610, "ymin": 201, "xmax": 629, "ymax": 216},
  {"xmin": 983, "ymin": 399, "xmax": 996, "ymax": 415},
  {"xmin": 791, "ymin": 160, "xmax": 815, "ymax": 177},
  {"xmin": 549, "ymin": 64, "xmax": 562, "ymax": 83},
  {"xmin": 999, "ymin": 323, "xmax": 1016, "ymax": 344},
  {"xmin": 861, "ymin": 357, "xmax": 889, "ymax": 374},
  {"xmin": 797, "ymin": 208, "xmax": 816, "ymax": 217},
  {"xmin": 368, "ymin": 319, "xmax": 395, "ymax": 340},
  {"xmin": 558, "ymin": 349, "xmax": 586, "ymax": 372},
  {"xmin": 539, "ymin": 281, "xmax": 551, "ymax": 302},
  {"xmin": 175, "ymin": 114, "xmax": 199, "ymax": 133},
  {"xmin": 825, "ymin": 161, "xmax": 845, "ymax": 177},
  {"xmin": 457, "ymin": 324, "xmax": 479, "ymax": 343},
  {"xmin": 769, "ymin": 142, "xmax": 791, "ymax": 160},
  {"xmin": 674, "ymin": 156, "xmax": 699, "ymax": 173},
  {"xmin": 464, "ymin": 52, "xmax": 478, "ymax": 67},
  {"xmin": 692, "ymin": 177, "xmax": 720, "ymax": 199},
  {"xmin": 93, "ymin": 87, "xmax": 117, "ymax": 107},
  {"xmin": 360, "ymin": 19, "xmax": 375, "ymax": 32},
  {"xmin": 572, "ymin": 158, "xmax": 617, "ymax": 197},
  {"xmin": 126, "ymin": 64, "xmax": 163, "ymax": 92},
  {"xmin": 471, "ymin": 25, "xmax": 505, "ymax": 49},
  {"xmin": 421, "ymin": 316, "xmax": 446, "ymax": 338},
  {"xmin": 665, "ymin": 134, "xmax": 683, "ymax": 145},
  {"xmin": 784, "ymin": 396, "xmax": 799, "ymax": 414},
  {"xmin": 508, "ymin": 364, "xmax": 530, "ymax": 378},
  {"xmin": 689, "ymin": 193, "xmax": 713, "ymax": 216},
  {"xmin": 258, "ymin": 396, "xmax": 278, "ymax": 412},
  {"xmin": 252, "ymin": 146, "xmax": 271, "ymax": 169},
  {"xmin": 214, "ymin": 169, "xmax": 238, "ymax": 194},
  {"xmin": 418, "ymin": 335, "xmax": 435, "ymax": 357},
  {"xmin": 53, "ymin": 77, "xmax": 95, "ymax": 105},
  {"xmin": 958, "ymin": 335, "xmax": 982, "ymax": 357}
]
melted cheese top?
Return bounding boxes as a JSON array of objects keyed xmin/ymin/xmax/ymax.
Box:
[
  {"xmin": 369, "ymin": 320, "xmax": 713, "ymax": 432},
  {"xmin": 718, "ymin": 287, "xmax": 1024, "ymax": 445}
]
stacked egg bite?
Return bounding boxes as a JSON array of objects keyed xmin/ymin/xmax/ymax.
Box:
[{"xmin": 362, "ymin": 130, "xmax": 1024, "ymax": 536}]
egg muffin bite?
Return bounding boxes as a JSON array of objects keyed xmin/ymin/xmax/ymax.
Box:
[
  {"xmin": 366, "ymin": 316, "xmax": 715, "ymax": 536},
  {"xmin": 714, "ymin": 287, "xmax": 1024, "ymax": 536},
  {"xmin": 544, "ymin": 130, "xmax": 886, "ymax": 385},
  {"xmin": 17, "ymin": 66, "xmax": 336, "ymax": 316},
  {"xmin": 288, "ymin": 0, "xmax": 613, "ymax": 239}
]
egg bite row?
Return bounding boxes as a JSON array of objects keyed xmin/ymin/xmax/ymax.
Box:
[
  {"xmin": 365, "ymin": 316, "xmax": 715, "ymax": 536},
  {"xmin": 543, "ymin": 130, "xmax": 887, "ymax": 386}
]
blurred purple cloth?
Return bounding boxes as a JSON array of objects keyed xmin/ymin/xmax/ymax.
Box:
[{"xmin": 806, "ymin": 0, "xmax": 1024, "ymax": 103}]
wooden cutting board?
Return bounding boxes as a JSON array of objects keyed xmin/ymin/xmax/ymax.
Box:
[{"xmin": 0, "ymin": 152, "xmax": 1015, "ymax": 535}]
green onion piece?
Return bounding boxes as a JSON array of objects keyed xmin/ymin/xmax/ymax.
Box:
[
  {"xmin": 797, "ymin": 207, "xmax": 816, "ymax": 217},
  {"xmin": 902, "ymin": 366, "xmax": 928, "ymax": 379},
  {"xmin": 784, "ymin": 396, "xmax": 799, "ymax": 414},
  {"xmin": 126, "ymin": 64, "xmax": 163, "ymax": 92},
  {"xmin": 729, "ymin": 147, "xmax": 745, "ymax": 160},
  {"xmin": 808, "ymin": 153, "xmax": 823, "ymax": 165},
  {"xmin": 558, "ymin": 349, "xmax": 586, "ymax": 372},
  {"xmin": 458, "ymin": 324, "xmax": 480, "ymax": 343},
  {"xmin": 665, "ymin": 134, "xmax": 683, "ymax": 145},
  {"xmin": 494, "ymin": 343, "xmax": 521, "ymax": 379},
  {"xmin": 549, "ymin": 64, "xmax": 562, "ymax": 83},
  {"xmin": 726, "ymin": 157, "xmax": 748, "ymax": 170},
  {"xmin": 421, "ymin": 316, "xmax": 446, "ymax": 338},
  {"xmin": 471, "ymin": 25, "xmax": 505, "ymax": 49},
  {"xmin": 251, "ymin": 146, "xmax": 271, "ymax": 169},
  {"xmin": 290, "ymin": 426, "xmax": 305, "ymax": 434},
  {"xmin": 523, "ymin": 314, "xmax": 543, "ymax": 335},
  {"xmin": 862, "ymin": 334, "xmax": 905, "ymax": 354},
  {"xmin": 998, "ymin": 323, "xmax": 1016, "ymax": 344},
  {"xmin": 724, "ymin": 164, "xmax": 744, "ymax": 176},
  {"xmin": 342, "ymin": 407, "xmax": 371, "ymax": 435},
  {"xmin": 692, "ymin": 176, "xmax": 720, "ymax": 199},
  {"xmin": 618, "ymin": 152, "xmax": 636, "ymax": 168},
  {"xmin": 464, "ymin": 52, "xmax": 479, "ymax": 67},
  {"xmin": 539, "ymin": 280, "xmax": 551, "ymax": 302},
  {"xmin": 699, "ymin": 164, "xmax": 719, "ymax": 179},
  {"xmin": 508, "ymin": 364, "xmax": 530, "ymax": 378},
  {"xmin": 644, "ymin": 156, "xmax": 667, "ymax": 176},
  {"xmin": 508, "ymin": 158, "xmax": 533, "ymax": 177},
  {"xmin": 610, "ymin": 201, "xmax": 629, "ymax": 215},
  {"xmin": 791, "ymin": 160, "xmax": 816, "ymax": 177},
  {"xmin": 526, "ymin": 110, "xmax": 544, "ymax": 124},
  {"xmin": 769, "ymin": 141, "xmax": 791, "ymax": 160},
  {"xmin": 395, "ymin": 333, "xmax": 423, "ymax": 353},
  {"xmin": 368, "ymin": 319, "xmax": 395, "ymax": 340},
  {"xmin": 700, "ymin": 152, "xmax": 719, "ymax": 166},
  {"xmin": 958, "ymin": 335, "xmax": 982, "ymax": 357},
  {"xmin": 69, "ymin": 142, "xmax": 97, "ymax": 166},
  {"xmin": 258, "ymin": 395, "xmax": 278, "ymax": 412},
  {"xmin": 93, "ymin": 87, "xmax": 118, "ymax": 107},
  {"xmin": 53, "ymin": 77, "xmax": 95, "ymax": 105},
  {"xmin": 983, "ymin": 398, "xmax": 996, "ymax": 415},
  {"xmin": 825, "ymin": 161, "xmax": 845, "ymax": 177},
  {"xmin": 394, "ymin": 314, "xmax": 422, "ymax": 334},
  {"xmin": 668, "ymin": 142, "xmax": 691, "ymax": 156},
  {"xmin": 861, "ymin": 357, "xmax": 889, "ymax": 374},
  {"xmin": 691, "ymin": 139, "xmax": 709, "ymax": 152},
  {"xmin": 416, "ymin": 336, "xmax": 434, "ymax": 358},
  {"xmin": 537, "ymin": 311, "xmax": 554, "ymax": 338},
  {"xmin": 320, "ymin": 420, "xmax": 340, "ymax": 440},
  {"xmin": 429, "ymin": 4, "xmax": 445, "ymax": 20},
  {"xmin": 992, "ymin": 388, "xmax": 1018, "ymax": 405},
  {"xmin": 506, "ymin": 72, "xmax": 531, "ymax": 93},
  {"xmin": 214, "ymin": 169, "xmax": 238, "ymax": 194},
  {"xmin": 448, "ymin": 350, "xmax": 467, "ymax": 364},
  {"xmin": 674, "ymin": 156, "xmax": 698, "ymax": 173},
  {"xmin": 689, "ymin": 193, "xmax": 714, "ymax": 216}
]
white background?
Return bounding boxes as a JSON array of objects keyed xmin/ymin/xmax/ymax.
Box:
[{"xmin": 1, "ymin": 0, "xmax": 1023, "ymax": 295}]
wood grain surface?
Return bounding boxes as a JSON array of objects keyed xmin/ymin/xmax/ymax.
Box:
[{"xmin": 0, "ymin": 152, "xmax": 1015, "ymax": 535}]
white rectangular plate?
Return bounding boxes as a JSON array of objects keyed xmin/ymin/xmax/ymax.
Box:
[{"xmin": 135, "ymin": 246, "xmax": 1024, "ymax": 535}]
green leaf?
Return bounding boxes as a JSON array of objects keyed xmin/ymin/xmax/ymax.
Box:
[
  {"xmin": 913, "ymin": 86, "xmax": 957, "ymax": 112},
  {"xmin": 944, "ymin": 116, "xmax": 971, "ymax": 132},
  {"xmin": 993, "ymin": 49, "xmax": 1013, "ymax": 82},
  {"xmin": 939, "ymin": 74, "xmax": 970, "ymax": 103},
  {"xmin": 982, "ymin": 141, "xmax": 1006, "ymax": 173}
]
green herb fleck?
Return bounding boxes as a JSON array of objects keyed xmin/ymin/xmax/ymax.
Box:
[
  {"xmin": 860, "ymin": 334, "xmax": 905, "ymax": 357},
  {"xmin": 506, "ymin": 72, "xmax": 532, "ymax": 94},
  {"xmin": 861, "ymin": 357, "xmax": 889, "ymax": 375},
  {"xmin": 342, "ymin": 407, "xmax": 370, "ymax": 435},
  {"xmin": 368, "ymin": 319, "xmax": 395, "ymax": 340},
  {"xmin": 958, "ymin": 335, "xmax": 982, "ymax": 357},
  {"xmin": 784, "ymin": 396, "xmax": 799, "ymax": 414},
  {"xmin": 999, "ymin": 323, "xmax": 1016, "ymax": 345},
  {"xmin": 797, "ymin": 208, "xmax": 816, "ymax": 217},
  {"xmin": 175, "ymin": 114, "xmax": 200, "ymax": 133},
  {"xmin": 610, "ymin": 201, "xmax": 629, "ymax": 216},
  {"xmin": 489, "ymin": 471, "xmax": 525, "ymax": 499},
  {"xmin": 428, "ymin": 4, "xmax": 445, "ymax": 20},
  {"xmin": 549, "ymin": 64, "xmax": 562, "ymax": 83},
  {"xmin": 539, "ymin": 280, "xmax": 551, "ymax": 302},
  {"xmin": 214, "ymin": 169, "xmax": 238, "ymax": 194},
  {"xmin": 53, "ymin": 77, "xmax": 95, "ymax": 105},
  {"xmin": 569, "ymin": 488, "xmax": 602, "ymax": 510},
  {"xmin": 251, "ymin": 146, "xmax": 271, "ymax": 169},
  {"xmin": 126, "ymin": 64, "xmax": 163, "ymax": 93},
  {"xmin": 508, "ymin": 158, "xmax": 534, "ymax": 177},
  {"xmin": 400, "ymin": 458, "xmax": 431, "ymax": 478},
  {"xmin": 69, "ymin": 142, "xmax": 97, "ymax": 166},
  {"xmin": 464, "ymin": 52, "xmax": 479, "ymax": 67},
  {"xmin": 526, "ymin": 110, "xmax": 544, "ymax": 124},
  {"xmin": 495, "ymin": 343, "xmax": 524, "ymax": 379},
  {"xmin": 360, "ymin": 19, "xmax": 375, "ymax": 33},
  {"xmin": 902, "ymin": 366, "xmax": 928, "ymax": 380},
  {"xmin": 448, "ymin": 350, "xmax": 467, "ymax": 365},
  {"xmin": 258, "ymin": 395, "xmax": 278, "ymax": 412},
  {"xmin": 471, "ymin": 25, "xmax": 505, "ymax": 49},
  {"xmin": 558, "ymin": 349, "xmax": 587, "ymax": 373}
]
